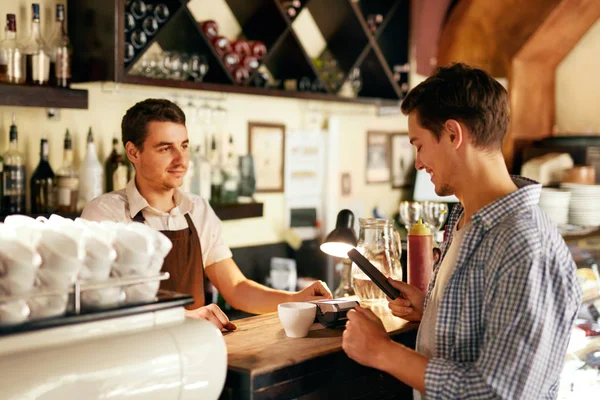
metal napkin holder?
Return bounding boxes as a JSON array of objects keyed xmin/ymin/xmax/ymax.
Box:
[{"xmin": 0, "ymin": 272, "xmax": 170, "ymax": 315}]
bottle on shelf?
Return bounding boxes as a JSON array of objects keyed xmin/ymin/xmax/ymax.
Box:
[
  {"xmin": 209, "ymin": 134, "xmax": 223, "ymax": 205},
  {"xmin": 78, "ymin": 127, "xmax": 104, "ymax": 209},
  {"xmin": 181, "ymin": 147, "xmax": 194, "ymax": 193},
  {"xmin": 48, "ymin": 3, "xmax": 71, "ymax": 88},
  {"xmin": 1, "ymin": 114, "xmax": 26, "ymax": 215},
  {"xmin": 30, "ymin": 137, "xmax": 56, "ymax": 214},
  {"xmin": 56, "ymin": 129, "xmax": 79, "ymax": 214},
  {"xmin": 23, "ymin": 3, "xmax": 50, "ymax": 85},
  {"xmin": 105, "ymin": 137, "xmax": 128, "ymax": 192},
  {"xmin": 0, "ymin": 14, "xmax": 25, "ymax": 84},
  {"xmin": 222, "ymin": 134, "xmax": 240, "ymax": 204},
  {"xmin": 0, "ymin": 155, "xmax": 4, "ymax": 214},
  {"xmin": 190, "ymin": 144, "xmax": 212, "ymax": 201}
]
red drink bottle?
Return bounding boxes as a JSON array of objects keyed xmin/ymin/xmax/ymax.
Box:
[{"xmin": 407, "ymin": 219, "xmax": 433, "ymax": 293}]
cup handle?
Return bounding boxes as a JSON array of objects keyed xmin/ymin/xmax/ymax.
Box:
[{"xmin": 35, "ymin": 216, "xmax": 49, "ymax": 223}]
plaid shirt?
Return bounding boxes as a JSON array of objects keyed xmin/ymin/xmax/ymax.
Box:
[{"xmin": 422, "ymin": 176, "xmax": 582, "ymax": 399}]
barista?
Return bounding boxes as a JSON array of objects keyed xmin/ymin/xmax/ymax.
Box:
[{"xmin": 82, "ymin": 99, "xmax": 331, "ymax": 330}]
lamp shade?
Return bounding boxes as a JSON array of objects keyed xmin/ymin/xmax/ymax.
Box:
[{"xmin": 320, "ymin": 209, "xmax": 358, "ymax": 258}]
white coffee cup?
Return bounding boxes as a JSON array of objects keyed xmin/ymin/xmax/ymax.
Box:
[{"xmin": 277, "ymin": 302, "xmax": 317, "ymax": 338}]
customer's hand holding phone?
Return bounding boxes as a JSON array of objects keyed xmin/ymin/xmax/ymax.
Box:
[{"xmin": 386, "ymin": 279, "xmax": 425, "ymax": 322}]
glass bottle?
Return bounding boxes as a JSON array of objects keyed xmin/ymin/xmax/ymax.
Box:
[
  {"xmin": 0, "ymin": 155, "xmax": 3, "ymax": 215},
  {"xmin": 209, "ymin": 135, "xmax": 223, "ymax": 204},
  {"xmin": 78, "ymin": 127, "xmax": 104, "ymax": 208},
  {"xmin": 222, "ymin": 134, "xmax": 239, "ymax": 204},
  {"xmin": 23, "ymin": 3, "xmax": 50, "ymax": 85},
  {"xmin": 104, "ymin": 137, "xmax": 128, "ymax": 192},
  {"xmin": 0, "ymin": 14, "xmax": 25, "ymax": 84},
  {"xmin": 1, "ymin": 113, "xmax": 26, "ymax": 215},
  {"xmin": 30, "ymin": 137, "xmax": 56, "ymax": 214},
  {"xmin": 48, "ymin": 4, "xmax": 71, "ymax": 87},
  {"xmin": 238, "ymin": 154, "xmax": 256, "ymax": 199},
  {"xmin": 351, "ymin": 218, "xmax": 403, "ymax": 303},
  {"xmin": 56, "ymin": 129, "xmax": 79, "ymax": 214},
  {"xmin": 190, "ymin": 144, "xmax": 211, "ymax": 201},
  {"xmin": 407, "ymin": 219, "xmax": 433, "ymax": 294}
]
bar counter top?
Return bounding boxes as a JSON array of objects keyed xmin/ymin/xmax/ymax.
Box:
[{"xmin": 220, "ymin": 302, "xmax": 419, "ymax": 400}]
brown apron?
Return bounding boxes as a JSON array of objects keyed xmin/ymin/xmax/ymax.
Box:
[{"xmin": 133, "ymin": 212, "xmax": 205, "ymax": 310}]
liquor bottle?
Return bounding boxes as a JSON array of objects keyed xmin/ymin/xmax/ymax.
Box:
[
  {"xmin": 209, "ymin": 135, "xmax": 223, "ymax": 204},
  {"xmin": 79, "ymin": 127, "xmax": 104, "ymax": 208},
  {"xmin": 0, "ymin": 14, "xmax": 25, "ymax": 84},
  {"xmin": 222, "ymin": 135, "xmax": 239, "ymax": 204},
  {"xmin": 56, "ymin": 129, "xmax": 78, "ymax": 214},
  {"xmin": 190, "ymin": 144, "xmax": 211, "ymax": 201},
  {"xmin": 23, "ymin": 3, "xmax": 50, "ymax": 85},
  {"xmin": 0, "ymin": 155, "xmax": 4, "ymax": 214},
  {"xmin": 30, "ymin": 137, "xmax": 56, "ymax": 214},
  {"xmin": 1, "ymin": 114, "xmax": 26, "ymax": 215},
  {"xmin": 105, "ymin": 137, "xmax": 128, "ymax": 192},
  {"xmin": 47, "ymin": 4, "xmax": 71, "ymax": 87}
]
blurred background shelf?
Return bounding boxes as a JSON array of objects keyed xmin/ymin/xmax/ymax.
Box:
[
  {"xmin": 0, "ymin": 203, "xmax": 263, "ymax": 223},
  {"xmin": 0, "ymin": 83, "xmax": 88, "ymax": 109}
]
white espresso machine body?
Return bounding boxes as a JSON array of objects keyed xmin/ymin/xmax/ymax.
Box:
[{"xmin": 0, "ymin": 308, "xmax": 227, "ymax": 399}]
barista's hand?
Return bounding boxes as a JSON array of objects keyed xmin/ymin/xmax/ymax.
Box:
[
  {"xmin": 185, "ymin": 303, "xmax": 237, "ymax": 331},
  {"xmin": 292, "ymin": 280, "xmax": 333, "ymax": 302},
  {"xmin": 386, "ymin": 278, "xmax": 425, "ymax": 322},
  {"xmin": 343, "ymin": 305, "xmax": 392, "ymax": 369}
]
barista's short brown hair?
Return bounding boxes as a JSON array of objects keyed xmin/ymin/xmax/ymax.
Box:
[
  {"xmin": 401, "ymin": 63, "xmax": 509, "ymax": 150},
  {"xmin": 121, "ymin": 98, "xmax": 186, "ymax": 150}
]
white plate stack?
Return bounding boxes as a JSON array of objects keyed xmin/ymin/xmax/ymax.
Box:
[
  {"xmin": 539, "ymin": 188, "xmax": 571, "ymax": 226},
  {"xmin": 561, "ymin": 183, "xmax": 600, "ymax": 227}
]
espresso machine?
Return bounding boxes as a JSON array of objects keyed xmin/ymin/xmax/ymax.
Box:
[{"xmin": 0, "ymin": 291, "xmax": 227, "ymax": 400}]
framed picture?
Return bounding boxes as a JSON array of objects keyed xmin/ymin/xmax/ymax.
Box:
[
  {"xmin": 390, "ymin": 132, "xmax": 416, "ymax": 188},
  {"xmin": 248, "ymin": 122, "xmax": 286, "ymax": 193},
  {"xmin": 366, "ymin": 131, "xmax": 391, "ymax": 184}
]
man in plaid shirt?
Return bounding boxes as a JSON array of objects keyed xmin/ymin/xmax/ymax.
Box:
[{"xmin": 342, "ymin": 63, "xmax": 582, "ymax": 399}]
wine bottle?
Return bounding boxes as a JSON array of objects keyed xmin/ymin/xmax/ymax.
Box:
[
  {"xmin": 30, "ymin": 138, "xmax": 56, "ymax": 214},
  {"xmin": 48, "ymin": 4, "xmax": 71, "ymax": 87},
  {"xmin": 1, "ymin": 114, "xmax": 26, "ymax": 215},
  {"xmin": 56, "ymin": 129, "xmax": 78, "ymax": 214},
  {"xmin": 105, "ymin": 137, "xmax": 128, "ymax": 192},
  {"xmin": 0, "ymin": 14, "xmax": 25, "ymax": 84},
  {"xmin": 78, "ymin": 127, "xmax": 104, "ymax": 208},
  {"xmin": 23, "ymin": 3, "xmax": 50, "ymax": 85}
]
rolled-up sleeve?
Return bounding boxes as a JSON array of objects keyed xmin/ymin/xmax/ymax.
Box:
[
  {"xmin": 200, "ymin": 202, "xmax": 233, "ymax": 268},
  {"xmin": 424, "ymin": 251, "xmax": 580, "ymax": 399}
]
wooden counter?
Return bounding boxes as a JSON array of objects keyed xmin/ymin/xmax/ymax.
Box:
[{"xmin": 220, "ymin": 303, "xmax": 419, "ymax": 400}]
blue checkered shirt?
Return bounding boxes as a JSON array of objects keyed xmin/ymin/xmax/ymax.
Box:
[{"xmin": 422, "ymin": 176, "xmax": 582, "ymax": 399}]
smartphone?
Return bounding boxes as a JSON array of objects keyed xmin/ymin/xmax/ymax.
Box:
[{"xmin": 347, "ymin": 248, "xmax": 401, "ymax": 300}]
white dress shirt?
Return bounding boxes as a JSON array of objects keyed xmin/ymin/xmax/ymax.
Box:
[{"xmin": 81, "ymin": 179, "xmax": 233, "ymax": 268}]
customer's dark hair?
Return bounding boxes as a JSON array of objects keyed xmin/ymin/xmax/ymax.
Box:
[
  {"xmin": 400, "ymin": 63, "xmax": 509, "ymax": 149},
  {"xmin": 121, "ymin": 98, "xmax": 186, "ymax": 150}
]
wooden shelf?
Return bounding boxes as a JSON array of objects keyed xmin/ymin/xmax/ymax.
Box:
[
  {"xmin": 122, "ymin": 74, "xmax": 401, "ymax": 106},
  {"xmin": 0, "ymin": 203, "xmax": 263, "ymax": 222},
  {"xmin": 0, "ymin": 83, "xmax": 89, "ymax": 109},
  {"xmin": 68, "ymin": 0, "xmax": 410, "ymax": 105},
  {"xmin": 211, "ymin": 202, "xmax": 264, "ymax": 221}
]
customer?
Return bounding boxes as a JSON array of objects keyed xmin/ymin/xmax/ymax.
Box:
[
  {"xmin": 342, "ymin": 63, "xmax": 582, "ymax": 399},
  {"xmin": 82, "ymin": 99, "xmax": 331, "ymax": 331}
]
